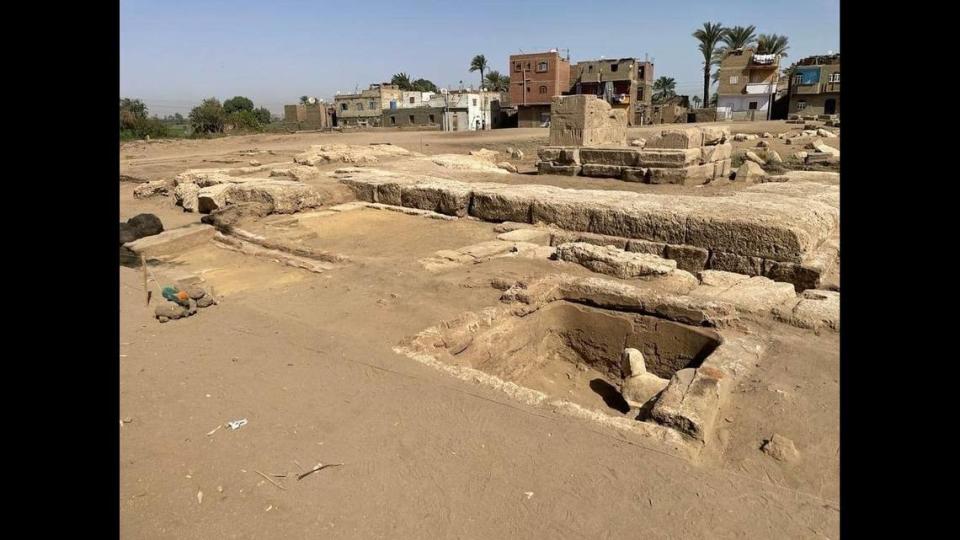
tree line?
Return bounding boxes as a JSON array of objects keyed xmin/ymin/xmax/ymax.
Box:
[{"xmin": 119, "ymin": 96, "xmax": 274, "ymax": 140}]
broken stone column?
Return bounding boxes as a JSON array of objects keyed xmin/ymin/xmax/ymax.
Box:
[{"xmin": 620, "ymin": 348, "xmax": 670, "ymax": 408}]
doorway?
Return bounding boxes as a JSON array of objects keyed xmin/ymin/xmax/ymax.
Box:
[{"xmin": 824, "ymin": 98, "xmax": 837, "ymax": 115}]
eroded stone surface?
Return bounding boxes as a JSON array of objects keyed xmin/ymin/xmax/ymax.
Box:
[
  {"xmin": 555, "ymin": 242, "xmax": 676, "ymax": 279},
  {"xmin": 774, "ymin": 289, "xmax": 840, "ymax": 331}
]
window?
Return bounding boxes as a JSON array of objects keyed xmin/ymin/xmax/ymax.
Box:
[
  {"xmin": 526, "ymin": 62, "xmax": 531, "ymax": 69},
  {"xmin": 729, "ymin": 75, "xmax": 738, "ymax": 84},
  {"xmin": 796, "ymin": 101, "xmax": 807, "ymax": 110},
  {"xmin": 340, "ymin": 103, "xmax": 348, "ymax": 111},
  {"xmin": 536, "ymin": 61, "xmax": 548, "ymax": 72},
  {"xmin": 829, "ymin": 72, "xmax": 840, "ymax": 83},
  {"xmin": 515, "ymin": 62, "xmax": 522, "ymax": 71},
  {"xmin": 409, "ymin": 115, "xmax": 415, "ymax": 123},
  {"xmin": 390, "ymin": 116, "xmax": 396, "ymax": 125},
  {"xmin": 369, "ymin": 100, "xmax": 375, "ymax": 109},
  {"xmin": 473, "ymin": 99, "xmax": 477, "ymax": 106},
  {"xmin": 610, "ymin": 63, "xmax": 618, "ymax": 72},
  {"xmin": 748, "ymin": 101, "xmax": 758, "ymax": 110},
  {"xmin": 637, "ymin": 66, "xmax": 644, "ymax": 78},
  {"xmin": 588, "ymin": 65, "xmax": 594, "ymax": 72},
  {"xmin": 638, "ymin": 87, "xmax": 643, "ymax": 100},
  {"xmin": 793, "ymin": 74, "xmax": 803, "ymax": 86},
  {"xmin": 539, "ymin": 85, "xmax": 547, "ymax": 94},
  {"xmin": 526, "ymin": 86, "xmax": 530, "ymax": 93},
  {"xmin": 429, "ymin": 114, "xmax": 435, "ymax": 123},
  {"xmin": 357, "ymin": 103, "xmax": 364, "ymax": 111},
  {"xmin": 409, "ymin": 97, "xmax": 416, "ymax": 104}
]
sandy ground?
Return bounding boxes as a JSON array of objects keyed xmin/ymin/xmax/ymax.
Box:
[{"xmin": 120, "ymin": 123, "xmax": 839, "ymax": 538}]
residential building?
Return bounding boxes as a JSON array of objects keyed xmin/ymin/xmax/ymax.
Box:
[
  {"xmin": 391, "ymin": 91, "xmax": 436, "ymax": 109},
  {"xmin": 567, "ymin": 58, "xmax": 654, "ymax": 125},
  {"xmin": 333, "ymin": 83, "xmax": 402, "ymax": 127},
  {"xmin": 381, "ymin": 107, "xmax": 443, "ymax": 129},
  {"xmin": 716, "ymin": 48, "xmax": 781, "ymax": 121},
  {"xmin": 509, "ymin": 50, "xmax": 571, "ymax": 127},
  {"xmin": 381, "ymin": 90, "xmax": 499, "ymax": 131},
  {"xmin": 283, "ymin": 101, "xmax": 334, "ymax": 128},
  {"xmin": 648, "ymin": 95, "xmax": 690, "ymax": 124},
  {"xmin": 787, "ymin": 53, "xmax": 840, "ymax": 116}
]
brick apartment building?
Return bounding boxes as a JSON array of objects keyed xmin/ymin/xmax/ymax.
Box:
[
  {"xmin": 509, "ymin": 50, "xmax": 571, "ymax": 127},
  {"xmin": 788, "ymin": 53, "xmax": 840, "ymax": 116},
  {"xmin": 567, "ymin": 58, "xmax": 654, "ymax": 125},
  {"xmin": 716, "ymin": 48, "xmax": 781, "ymax": 121}
]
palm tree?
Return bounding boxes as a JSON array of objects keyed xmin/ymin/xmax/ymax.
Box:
[
  {"xmin": 652, "ymin": 77, "xmax": 677, "ymax": 103},
  {"xmin": 757, "ymin": 34, "xmax": 790, "ymax": 57},
  {"xmin": 722, "ymin": 25, "xmax": 757, "ymax": 52},
  {"xmin": 469, "ymin": 54, "xmax": 488, "ymax": 88},
  {"xmin": 299, "ymin": 96, "xmax": 309, "ymax": 105},
  {"xmin": 693, "ymin": 22, "xmax": 726, "ymax": 117},
  {"xmin": 484, "ymin": 70, "xmax": 510, "ymax": 92},
  {"xmin": 711, "ymin": 25, "xmax": 757, "ymax": 76},
  {"xmin": 391, "ymin": 72, "xmax": 413, "ymax": 90},
  {"xmin": 691, "ymin": 95, "xmax": 702, "ymax": 109}
]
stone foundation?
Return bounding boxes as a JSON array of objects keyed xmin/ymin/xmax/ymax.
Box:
[
  {"xmin": 332, "ymin": 168, "xmax": 839, "ymax": 289},
  {"xmin": 537, "ymin": 126, "xmax": 733, "ymax": 185}
]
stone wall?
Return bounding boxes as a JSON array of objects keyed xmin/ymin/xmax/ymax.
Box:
[{"xmin": 331, "ymin": 168, "xmax": 839, "ymax": 289}]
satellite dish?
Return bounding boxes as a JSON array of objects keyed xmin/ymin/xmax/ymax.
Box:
[{"xmin": 440, "ymin": 88, "xmax": 448, "ymax": 95}]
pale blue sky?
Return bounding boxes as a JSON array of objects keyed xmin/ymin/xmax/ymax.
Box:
[{"xmin": 120, "ymin": 0, "xmax": 839, "ymax": 116}]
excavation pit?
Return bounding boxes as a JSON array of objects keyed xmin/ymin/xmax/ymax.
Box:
[{"xmin": 422, "ymin": 301, "xmax": 722, "ymax": 418}]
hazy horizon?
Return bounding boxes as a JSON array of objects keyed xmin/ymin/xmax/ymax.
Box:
[{"xmin": 120, "ymin": 0, "xmax": 839, "ymax": 117}]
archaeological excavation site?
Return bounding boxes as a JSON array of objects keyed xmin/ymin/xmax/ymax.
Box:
[{"xmin": 120, "ymin": 95, "xmax": 840, "ymax": 537}]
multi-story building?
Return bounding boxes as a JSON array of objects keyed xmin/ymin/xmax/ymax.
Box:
[
  {"xmin": 381, "ymin": 90, "xmax": 499, "ymax": 131},
  {"xmin": 509, "ymin": 50, "xmax": 571, "ymax": 127},
  {"xmin": 333, "ymin": 83, "xmax": 402, "ymax": 127},
  {"xmin": 716, "ymin": 48, "xmax": 781, "ymax": 121},
  {"xmin": 392, "ymin": 91, "xmax": 436, "ymax": 109},
  {"xmin": 567, "ymin": 58, "xmax": 654, "ymax": 125},
  {"xmin": 787, "ymin": 53, "xmax": 840, "ymax": 117}
]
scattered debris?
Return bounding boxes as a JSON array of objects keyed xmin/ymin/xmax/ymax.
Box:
[
  {"xmin": 256, "ymin": 470, "xmax": 287, "ymax": 490},
  {"xmin": 296, "ymin": 462, "xmax": 343, "ymax": 481},
  {"xmin": 206, "ymin": 425, "xmax": 223, "ymax": 436},
  {"xmin": 197, "ymin": 490, "xmax": 203, "ymax": 504},
  {"xmin": 226, "ymin": 418, "xmax": 248, "ymax": 430},
  {"xmin": 761, "ymin": 434, "xmax": 800, "ymax": 462}
]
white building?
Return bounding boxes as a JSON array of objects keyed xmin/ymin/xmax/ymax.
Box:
[
  {"xmin": 426, "ymin": 91, "xmax": 498, "ymax": 131},
  {"xmin": 393, "ymin": 91, "xmax": 435, "ymax": 109}
]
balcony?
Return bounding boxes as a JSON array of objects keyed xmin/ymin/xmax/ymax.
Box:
[
  {"xmin": 744, "ymin": 83, "xmax": 775, "ymax": 95},
  {"xmin": 792, "ymin": 83, "xmax": 822, "ymax": 95}
]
